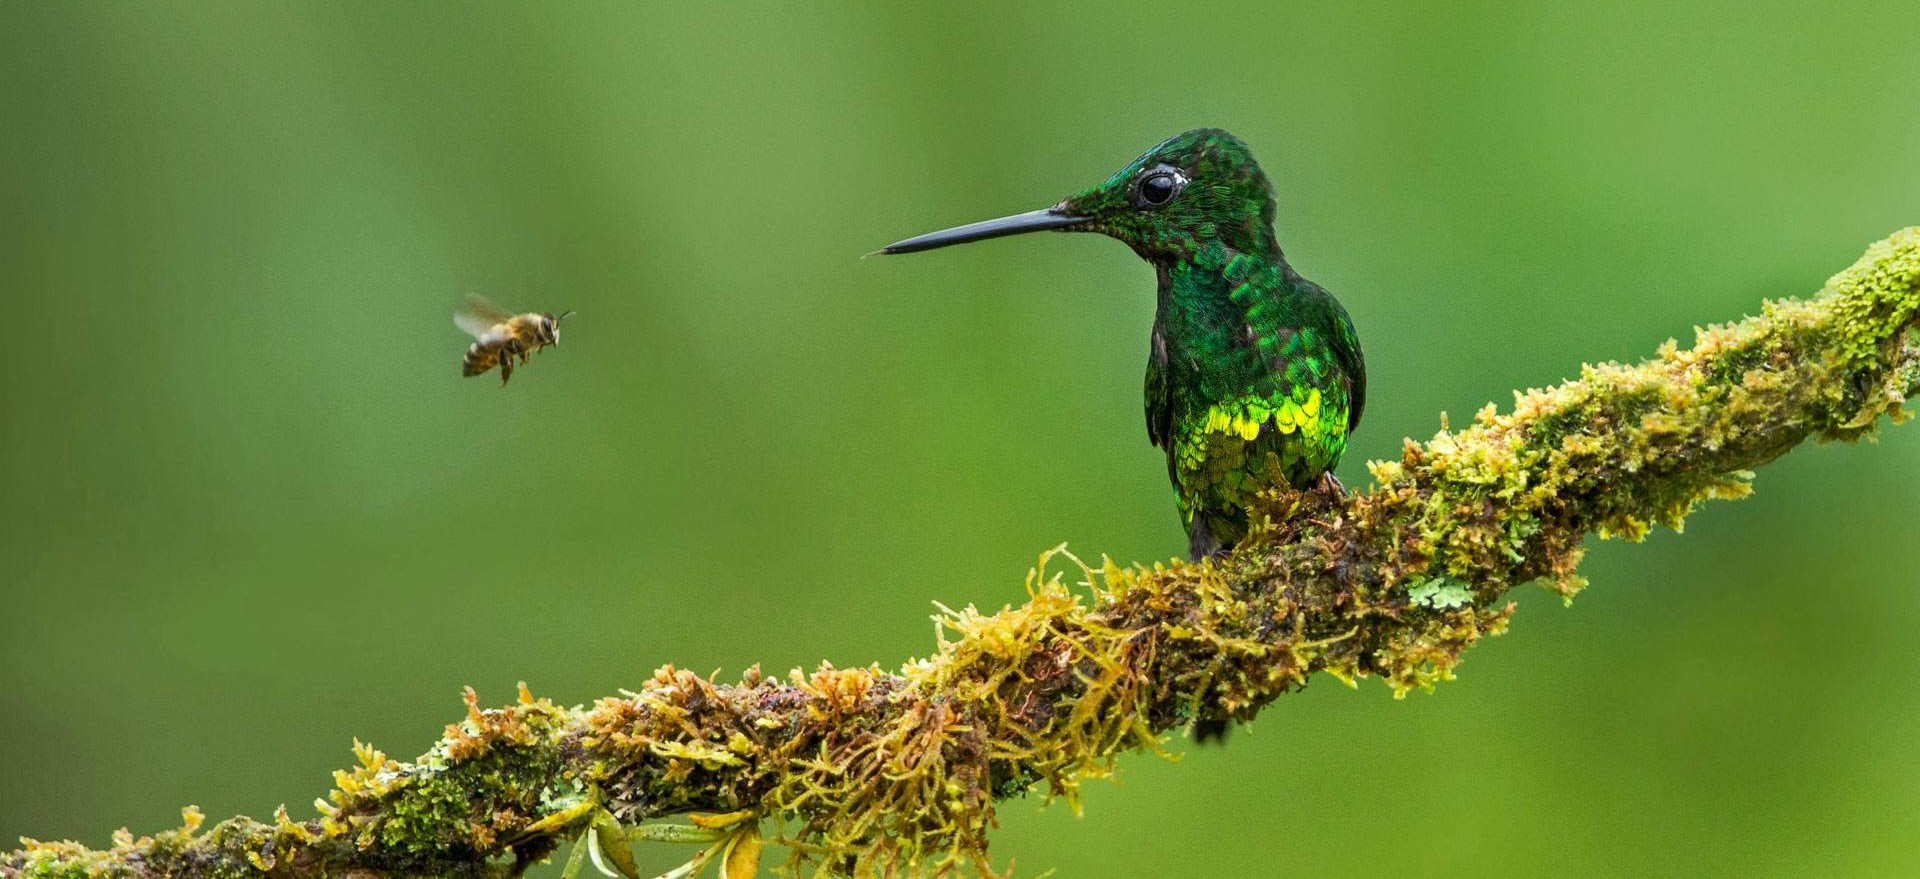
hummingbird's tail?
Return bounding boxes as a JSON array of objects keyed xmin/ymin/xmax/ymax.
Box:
[
  {"xmin": 1191, "ymin": 719, "xmax": 1232, "ymax": 744},
  {"xmin": 1186, "ymin": 510, "xmax": 1244, "ymax": 562},
  {"xmin": 1186, "ymin": 509, "xmax": 1245, "ymax": 745}
]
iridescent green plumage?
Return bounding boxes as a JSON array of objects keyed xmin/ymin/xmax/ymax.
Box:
[
  {"xmin": 885, "ymin": 128, "xmax": 1365, "ymax": 562},
  {"xmin": 1148, "ymin": 248, "xmax": 1363, "ymax": 557}
]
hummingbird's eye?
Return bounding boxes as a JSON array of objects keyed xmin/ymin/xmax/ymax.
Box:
[{"xmin": 1136, "ymin": 171, "xmax": 1181, "ymax": 207}]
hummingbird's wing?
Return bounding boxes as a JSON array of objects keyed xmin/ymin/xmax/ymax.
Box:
[
  {"xmin": 1242, "ymin": 287, "xmax": 1359, "ymax": 480},
  {"xmin": 1255, "ymin": 275, "xmax": 1364, "ymax": 434},
  {"xmin": 1145, "ymin": 353, "xmax": 1179, "ymax": 489},
  {"xmin": 454, "ymin": 293, "xmax": 515, "ymax": 339},
  {"xmin": 1145, "ymin": 339, "xmax": 1172, "ymax": 450},
  {"xmin": 1324, "ymin": 291, "xmax": 1366, "ymax": 433}
]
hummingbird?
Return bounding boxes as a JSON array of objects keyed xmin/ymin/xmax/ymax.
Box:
[{"xmin": 881, "ymin": 129, "xmax": 1366, "ymax": 738}]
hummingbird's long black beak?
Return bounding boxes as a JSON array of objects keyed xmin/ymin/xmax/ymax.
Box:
[{"xmin": 880, "ymin": 207, "xmax": 1091, "ymax": 255}]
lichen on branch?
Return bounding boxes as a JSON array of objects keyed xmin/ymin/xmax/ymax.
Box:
[{"xmin": 7, "ymin": 229, "xmax": 1919, "ymax": 879}]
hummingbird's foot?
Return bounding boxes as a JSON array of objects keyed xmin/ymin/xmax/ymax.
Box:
[{"xmin": 1314, "ymin": 471, "xmax": 1347, "ymax": 497}]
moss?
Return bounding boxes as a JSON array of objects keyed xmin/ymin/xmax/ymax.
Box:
[
  {"xmin": 7, "ymin": 229, "xmax": 1919, "ymax": 879},
  {"xmin": 5, "ymin": 809, "xmax": 221, "ymax": 879},
  {"xmin": 308, "ymin": 684, "xmax": 573, "ymax": 874}
]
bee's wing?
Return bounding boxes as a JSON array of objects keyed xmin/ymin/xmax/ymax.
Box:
[{"xmin": 455, "ymin": 293, "xmax": 515, "ymax": 339}]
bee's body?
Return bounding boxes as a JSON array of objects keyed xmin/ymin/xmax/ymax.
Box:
[{"xmin": 455, "ymin": 296, "xmax": 570, "ymax": 385}]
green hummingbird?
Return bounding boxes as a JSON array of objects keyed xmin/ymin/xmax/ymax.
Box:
[
  {"xmin": 883, "ymin": 129, "xmax": 1364, "ymax": 741},
  {"xmin": 882, "ymin": 128, "xmax": 1366, "ymax": 562}
]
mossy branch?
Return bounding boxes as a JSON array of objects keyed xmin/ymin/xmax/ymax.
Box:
[{"xmin": 9, "ymin": 230, "xmax": 1920, "ymax": 879}]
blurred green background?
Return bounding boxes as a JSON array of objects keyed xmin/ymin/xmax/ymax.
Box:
[{"xmin": 4, "ymin": 2, "xmax": 1918, "ymax": 876}]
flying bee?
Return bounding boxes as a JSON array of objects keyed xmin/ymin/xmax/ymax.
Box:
[{"xmin": 454, "ymin": 294, "xmax": 574, "ymax": 385}]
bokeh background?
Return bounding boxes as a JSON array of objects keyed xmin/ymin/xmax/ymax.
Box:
[{"xmin": 4, "ymin": 2, "xmax": 1919, "ymax": 876}]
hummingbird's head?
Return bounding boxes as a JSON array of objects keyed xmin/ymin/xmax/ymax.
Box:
[
  {"xmin": 1058, "ymin": 128, "xmax": 1278, "ymax": 261},
  {"xmin": 880, "ymin": 128, "xmax": 1279, "ymax": 263}
]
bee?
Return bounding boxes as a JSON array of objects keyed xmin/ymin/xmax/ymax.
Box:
[{"xmin": 454, "ymin": 294, "xmax": 574, "ymax": 385}]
